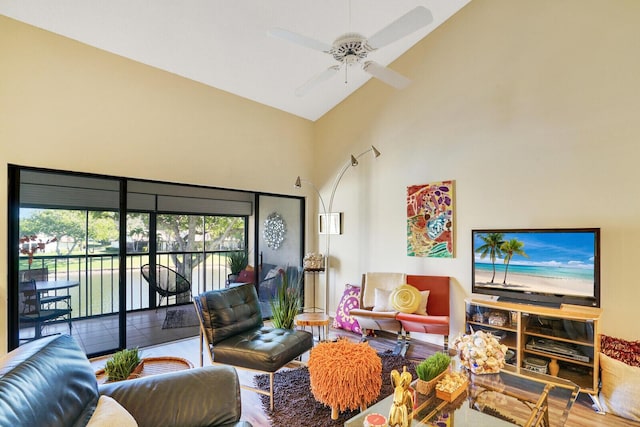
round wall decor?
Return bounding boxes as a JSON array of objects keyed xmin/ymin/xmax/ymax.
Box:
[{"xmin": 263, "ymin": 212, "xmax": 286, "ymax": 250}]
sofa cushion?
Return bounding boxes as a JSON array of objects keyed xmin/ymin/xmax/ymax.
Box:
[
  {"xmin": 414, "ymin": 290, "xmax": 430, "ymax": 315},
  {"xmin": 601, "ymin": 334, "xmax": 640, "ymax": 367},
  {"xmin": 390, "ymin": 284, "xmax": 421, "ymax": 314},
  {"xmin": 332, "ymin": 284, "xmax": 362, "ymax": 334},
  {"xmin": 599, "ymin": 353, "xmax": 640, "ymax": 421},
  {"xmin": 212, "ymin": 326, "xmax": 313, "ymax": 372},
  {"xmin": 87, "ymin": 396, "xmax": 137, "ymax": 427},
  {"xmin": 0, "ymin": 335, "xmax": 99, "ymax": 427},
  {"xmin": 372, "ymin": 288, "xmax": 394, "ymax": 312},
  {"xmin": 237, "ymin": 269, "xmax": 255, "ymax": 284}
]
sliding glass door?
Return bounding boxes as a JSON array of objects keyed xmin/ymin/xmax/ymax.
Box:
[
  {"xmin": 10, "ymin": 167, "xmax": 124, "ymax": 355},
  {"xmin": 8, "ymin": 166, "xmax": 304, "ymax": 356}
]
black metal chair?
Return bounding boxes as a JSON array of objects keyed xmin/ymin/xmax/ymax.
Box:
[
  {"xmin": 19, "ymin": 267, "xmax": 71, "ymax": 308},
  {"xmin": 18, "ymin": 280, "xmax": 72, "ymax": 341},
  {"xmin": 140, "ymin": 264, "xmax": 193, "ymax": 311}
]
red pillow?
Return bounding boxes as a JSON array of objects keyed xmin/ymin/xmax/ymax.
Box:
[
  {"xmin": 332, "ymin": 284, "xmax": 362, "ymax": 334},
  {"xmin": 237, "ymin": 269, "xmax": 255, "ymax": 284},
  {"xmin": 601, "ymin": 334, "xmax": 640, "ymax": 367}
]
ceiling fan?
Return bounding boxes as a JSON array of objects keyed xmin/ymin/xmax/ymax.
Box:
[{"xmin": 268, "ymin": 6, "xmax": 433, "ymax": 96}]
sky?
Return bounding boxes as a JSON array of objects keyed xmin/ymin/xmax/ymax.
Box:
[{"xmin": 473, "ymin": 230, "xmax": 597, "ymax": 269}]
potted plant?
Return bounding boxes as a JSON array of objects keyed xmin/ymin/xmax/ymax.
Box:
[
  {"xmin": 104, "ymin": 347, "xmax": 143, "ymax": 382},
  {"xmin": 227, "ymin": 251, "xmax": 248, "ymax": 283},
  {"xmin": 270, "ymin": 269, "xmax": 302, "ymax": 330},
  {"xmin": 415, "ymin": 351, "xmax": 451, "ymax": 394}
]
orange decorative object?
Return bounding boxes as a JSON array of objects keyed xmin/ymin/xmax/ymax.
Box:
[
  {"xmin": 308, "ymin": 339, "xmax": 382, "ymax": 420},
  {"xmin": 364, "ymin": 413, "xmax": 388, "ymax": 427}
]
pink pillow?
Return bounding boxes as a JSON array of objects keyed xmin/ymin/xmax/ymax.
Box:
[
  {"xmin": 237, "ymin": 269, "xmax": 255, "ymax": 284},
  {"xmin": 332, "ymin": 284, "xmax": 362, "ymax": 334}
]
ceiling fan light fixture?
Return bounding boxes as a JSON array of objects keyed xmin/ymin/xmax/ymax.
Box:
[{"xmin": 269, "ymin": 6, "xmax": 432, "ymax": 95}]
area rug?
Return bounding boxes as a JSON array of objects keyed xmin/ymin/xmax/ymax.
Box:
[
  {"xmin": 162, "ymin": 307, "xmax": 200, "ymax": 329},
  {"xmin": 254, "ymin": 351, "xmax": 417, "ymax": 427}
]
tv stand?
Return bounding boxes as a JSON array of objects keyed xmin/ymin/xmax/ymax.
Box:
[
  {"xmin": 465, "ymin": 298, "xmax": 603, "ymax": 413},
  {"xmin": 497, "ymin": 296, "xmax": 561, "ymax": 309}
]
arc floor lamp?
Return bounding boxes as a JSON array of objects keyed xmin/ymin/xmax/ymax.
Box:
[{"xmin": 295, "ymin": 145, "xmax": 381, "ymax": 314}]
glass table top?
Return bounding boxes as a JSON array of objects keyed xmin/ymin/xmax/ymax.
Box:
[{"xmin": 345, "ymin": 366, "xmax": 579, "ymax": 427}]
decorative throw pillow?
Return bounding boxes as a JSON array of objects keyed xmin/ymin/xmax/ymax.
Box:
[
  {"xmin": 599, "ymin": 353, "xmax": 640, "ymax": 422},
  {"xmin": 264, "ymin": 266, "xmax": 284, "ymax": 281},
  {"xmin": 390, "ymin": 284, "xmax": 421, "ymax": 314},
  {"xmin": 332, "ymin": 284, "xmax": 362, "ymax": 334},
  {"xmin": 237, "ymin": 269, "xmax": 255, "ymax": 284},
  {"xmin": 414, "ymin": 290, "xmax": 430, "ymax": 315},
  {"xmin": 601, "ymin": 334, "xmax": 640, "ymax": 367},
  {"xmin": 372, "ymin": 288, "xmax": 394, "ymax": 312},
  {"xmin": 87, "ymin": 395, "xmax": 138, "ymax": 427}
]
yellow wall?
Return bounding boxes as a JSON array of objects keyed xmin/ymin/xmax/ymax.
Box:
[
  {"xmin": 3, "ymin": 0, "xmax": 640, "ymax": 353},
  {"xmin": 0, "ymin": 16, "xmax": 314, "ymax": 353},
  {"xmin": 315, "ymin": 0, "xmax": 640, "ymax": 344}
]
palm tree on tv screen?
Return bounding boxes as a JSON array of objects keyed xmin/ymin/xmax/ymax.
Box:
[
  {"xmin": 475, "ymin": 233, "xmax": 505, "ymax": 283},
  {"xmin": 501, "ymin": 238, "xmax": 528, "ymax": 285}
]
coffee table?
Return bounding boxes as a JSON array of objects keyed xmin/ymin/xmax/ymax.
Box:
[{"xmin": 345, "ymin": 366, "xmax": 579, "ymax": 427}]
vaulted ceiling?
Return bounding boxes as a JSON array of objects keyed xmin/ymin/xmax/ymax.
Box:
[{"xmin": 1, "ymin": 1, "xmax": 470, "ymax": 121}]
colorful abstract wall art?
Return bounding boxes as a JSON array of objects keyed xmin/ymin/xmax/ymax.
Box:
[{"xmin": 407, "ymin": 180, "xmax": 454, "ymax": 258}]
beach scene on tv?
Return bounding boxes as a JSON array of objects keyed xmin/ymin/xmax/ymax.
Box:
[{"xmin": 473, "ymin": 231, "xmax": 596, "ymax": 297}]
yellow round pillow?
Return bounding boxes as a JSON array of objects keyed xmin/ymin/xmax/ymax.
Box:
[{"xmin": 390, "ymin": 284, "xmax": 421, "ymax": 314}]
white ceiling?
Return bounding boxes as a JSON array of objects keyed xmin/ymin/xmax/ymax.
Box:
[{"xmin": 1, "ymin": 0, "xmax": 469, "ymax": 121}]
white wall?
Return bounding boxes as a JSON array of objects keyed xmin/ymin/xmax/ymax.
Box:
[
  {"xmin": 314, "ymin": 0, "xmax": 640, "ymax": 344},
  {"xmin": 0, "ymin": 16, "xmax": 314, "ymax": 354},
  {"xmin": 2, "ymin": 0, "xmax": 639, "ymax": 353}
]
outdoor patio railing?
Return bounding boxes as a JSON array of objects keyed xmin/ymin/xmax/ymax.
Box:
[{"xmin": 19, "ymin": 250, "xmax": 240, "ymax": 320}]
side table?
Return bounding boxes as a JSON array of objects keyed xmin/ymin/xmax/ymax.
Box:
[
  {"xmin": 295, "ymin": 312, "xmax": 330, "ymax": 342},
  {"xmin": 303, "ymin": 268, "xmax": 324, "ymax": 312}
]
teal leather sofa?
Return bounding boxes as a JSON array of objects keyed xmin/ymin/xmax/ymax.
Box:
[{"xmin": 0, "ymin": 334, "xmax": 252, "ymax": 427}]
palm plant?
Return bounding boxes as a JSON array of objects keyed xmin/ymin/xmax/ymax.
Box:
[
  {"xmin": 270, "ymin": 269, "xmax": 302, "ymax": 329},
  {"xmin": 227, "ymin": 251, "xmax": 248, "ymax": 275},
  {"xmin": 500, "ymin": 238, "xmax": 528, "ymax": 285},
  {"xmin": 475, "ymin": 233, "xmax": 505, "ymax": 283}
]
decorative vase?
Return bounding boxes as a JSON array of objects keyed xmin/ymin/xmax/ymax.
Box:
[
  {"xmin": 548, "ymin": 358, "xmax": 560, "ymax": 377},
  {"xmin": 416, "ymin": 369, "xmax": 448, "ymax": 395}
]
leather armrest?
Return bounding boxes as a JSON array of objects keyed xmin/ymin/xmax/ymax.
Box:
[{"xmin": 99, "ymin": 365, "xmax": 243, "ymax": 427}]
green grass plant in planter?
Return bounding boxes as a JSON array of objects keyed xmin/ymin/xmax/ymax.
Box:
[
  {"xmin": 227, "ymin": 251, "xmax": 249, "ymax": 279},
  {"xmin": 415, "ymin": 351, "xmax": 451, "ymax": 394},
  {"xmin": 104, "ymin": 348, "xmax": 142, "ymax": 382},
  {"xmin": 270, "ymin": 269, "xmax": 302, "ymax": 330}
]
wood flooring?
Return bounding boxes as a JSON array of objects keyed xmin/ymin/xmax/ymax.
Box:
[{"xmin": 95, "ymin": 327, "xmax": 638, "ymax": 427}]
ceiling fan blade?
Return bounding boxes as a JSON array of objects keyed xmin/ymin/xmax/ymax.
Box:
[
  {"xmin": 295, "ymin": 66, "xmax": 340, "ymax": 97},
  {"xmin": 268, "ymin": 28, "xmax": 332, "ymax": 53},
  {"xmin": 363, "ymin": 61, "xmax": 411, "ymax": 89},
  {"xmin": 367, "ymin": 6, "xmax": 433, "ymax": 50}
]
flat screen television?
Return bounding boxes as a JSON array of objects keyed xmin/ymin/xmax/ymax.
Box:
[{"xmin": 472, "ymin": 228, "xmax": 600, "ymax": 308}]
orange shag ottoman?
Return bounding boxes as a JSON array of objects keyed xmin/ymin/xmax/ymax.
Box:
[{"xmin": 308, "ymin": 339, "xmax": 382, "ymax": 420}]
